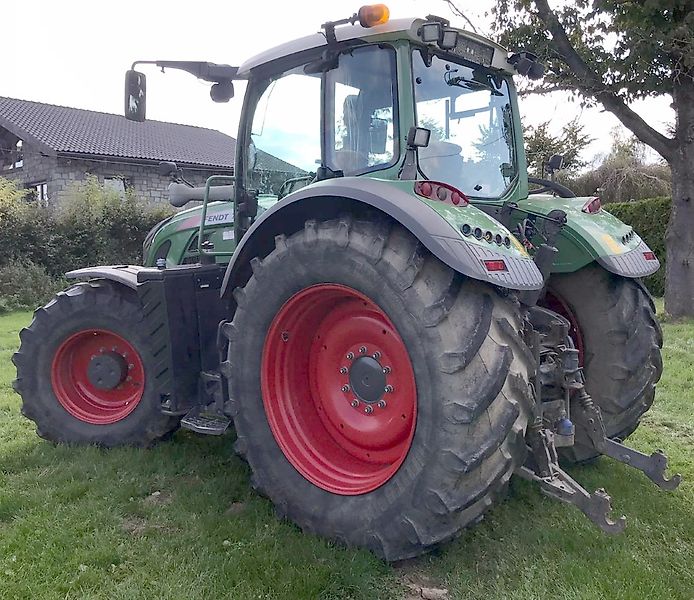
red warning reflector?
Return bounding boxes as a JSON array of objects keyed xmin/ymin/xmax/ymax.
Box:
[
  {"xmin": 483, "ymin": 259, "xmax": 508, "ymax": 272},
  {"xmin": 643, "ymin": 251, "xmax": 656, "ymax": 261}
]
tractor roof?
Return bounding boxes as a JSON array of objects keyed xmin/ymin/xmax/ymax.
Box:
[{"xmin": 237, "ymin": 17, "xmax": 513, "ymax": 77}]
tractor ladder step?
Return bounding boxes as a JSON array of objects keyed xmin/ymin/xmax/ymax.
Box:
[{"xmin": 180, "ymin": 406, "xmax": 231, "ymax": 435}]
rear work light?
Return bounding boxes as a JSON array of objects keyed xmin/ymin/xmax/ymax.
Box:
[
  {"xmin": 414, "ymin": 180, "xmax": 469, "ymax": 207},
  {"xmin": 582, "ymin": 196, "xmax": 602, "ymax": 214},
  {"xmin": 643, "ymin": 251, "xmax": 657, "ymax": 261},
  {"xmin": 483, "ymin": 259, "xmax": 508, "ymax": 272}
]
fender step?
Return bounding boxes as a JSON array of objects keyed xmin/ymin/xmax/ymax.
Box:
[{"xmin": 180, "ymin": 406, "xmax": 231, "ymax": 435}]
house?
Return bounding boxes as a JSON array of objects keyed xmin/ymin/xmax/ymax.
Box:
[{"xmin": 0, "ymin": 97, "xmax": 303, "ymax": 205}]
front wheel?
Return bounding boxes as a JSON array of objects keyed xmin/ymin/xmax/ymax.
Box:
[
  {"xmin": 13, "ymin": 281, "xmax": 180, "ymax": 447},
  {"xmin": 224, "ymin": 217, "xmax": 535, "ymax": 560}
]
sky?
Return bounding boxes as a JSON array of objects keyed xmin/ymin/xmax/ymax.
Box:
[{"xmin": 4, "ymin": 0, "xmax": 674, "ymax": 165}]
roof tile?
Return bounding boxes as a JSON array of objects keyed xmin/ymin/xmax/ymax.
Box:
[{"xmin": 0, "ymin": 96, "xmax": 235, "ymax": 168}]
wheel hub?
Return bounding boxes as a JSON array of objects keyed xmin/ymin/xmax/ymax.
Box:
[
  {"xmin": 51, "ymin": 329, "xmax": 145, "ymax": 425},
  {"xmin": 87, "ymin": 352, "xmax": 128, "ymax": 390},
  {"xmin": 349, "ymin": 356, "xmax": 386, "ymax": 404},
  {"xmin": 261, "ymin": 283, "xmax": 417, "ymax": 495}
]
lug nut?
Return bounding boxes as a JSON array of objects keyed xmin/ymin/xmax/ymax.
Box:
[
  {"xmin": 341, "ymin": 385, "xmax": 350, "ymax": 393},
  {"xmin": 128, "ymin": 363, "xmax": 134, "ymax": 370},
  {"xmin": 364, "ymin": 405, "xmax": 373, "ymax": 414},
  {"xmin": 372, "ymin": 351, "xmax": 381, "ymax": 359},
  {"xmin": 359, "ymin": 346, "xmax": 367, "ymax": 354},
  {"xmin": 382, "ymin": 366, "xmax": 391, "ymax": 374},
  {"xmin": 377, "ymin": 400, "xmax": 387, "ymax": 409},
  {"xmin": 346, "ymin": 352, "xmax": 354, "ymax": 360},
  {"xmin": 351, "ymin": 399, "xmax": 360, "ymax": 408},
  {"xmin": 384, "ymin": 385, "xmax": 394, "ymax": 393},
  {"xmin": 339, "ymin": 366, "xmax": 348, "ymax": 374}
]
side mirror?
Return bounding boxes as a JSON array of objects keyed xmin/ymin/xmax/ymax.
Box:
[
  {"xmin": 369, "ymin": 118, "xmax": 388, "ymax": 155},
  {"xmin": 158, "ymin": 161, "xmax": 179, "ymax": 177},
  {"xmin": 546, "ymin": 153, "xmax": 565, "ymax": 173},
  {"xmin": 124, "ymin": 70, "xmax": 146, "ymax": 122},
  {"xmin": 508, "ymin": 52, "xmax": 545, "ymax": 81},
  {"xmin": 210, "ymin": 81, "xmax": 234, "ymax": 103}
]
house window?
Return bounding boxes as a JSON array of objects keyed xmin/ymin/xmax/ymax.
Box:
[
  {"xmin": 1, "ymin": 140, "xmax": 23, "ymax": 171},
  {"xmin": 104, "ymin": 176, "xmax": 129, "ymax": 197},
  {"xmin": 28, "ymin": 182, "xmax": 48, "ymax": 205}
]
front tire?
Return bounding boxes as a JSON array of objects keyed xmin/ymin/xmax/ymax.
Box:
[
  {"xmin": 543, "ymin": 265, "xmax": 663, "ymax": 463},
  {"xmin": 224, "ymin": 217, "xmax": 535, "ymax": 560},
  {"xmin": 13, "ymin": 281, "xmax": 180, "ymax": 447}
]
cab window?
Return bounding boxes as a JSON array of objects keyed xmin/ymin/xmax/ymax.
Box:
[
  {"xmin": 249, "ymin": 67, "xmax": 320, "ymax": 193},
  {"xmin": 325, "ymin": 45, "xmax": 399, "ymax": 175}
]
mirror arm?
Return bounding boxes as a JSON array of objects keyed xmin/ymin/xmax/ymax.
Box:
[{"xmin": 131, "ymin": 60, "xmax": 239, "ymax": 84}]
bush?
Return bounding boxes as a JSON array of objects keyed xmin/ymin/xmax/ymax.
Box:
[
  {"xmin": 50, "ymin": 176, "xmax": 173, "ymax": 274},
  {"xmin": 606, "ymin": 197, "xmax": 670, "ymax": 296},
  {"xmin": 0, "ymin": 176, "xmax": 173, "ymax": 310},
  {"xmin": 0, "ymin": 259, "xmax": 67, "ymax": 313}
]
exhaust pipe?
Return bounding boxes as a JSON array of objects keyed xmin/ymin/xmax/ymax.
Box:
[{"xmin": 168, "ymin": 182, "xmax": 235, "ymax": 208}]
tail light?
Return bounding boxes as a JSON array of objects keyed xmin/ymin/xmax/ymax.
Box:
[
  {"xmin": 582, "ymin": 196, "xmax": 602, "ymax": 214},
  {"xmin": 643, "ymin": 251, "xmax": 657, "ymax": 261},
  {"xmin": 414, "ymin": 180, "xmax": 469, "ymax": 207}
]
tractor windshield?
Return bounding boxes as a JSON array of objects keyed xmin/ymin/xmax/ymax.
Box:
[{"xmin": 412, "ymin": 50, "xmax": 517, "ymax": 198}]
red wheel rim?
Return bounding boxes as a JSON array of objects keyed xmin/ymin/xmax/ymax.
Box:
[
  {"xmin": 541, "ymin": 291, "xmax": 585, "ymax": 365},
  {"xmin": 261, "ymin": 284, "xmax": 417, "ymax": 495},
  {"xmin": 51, "ymin": 329, "xmax": 145, "ymax": 425}
]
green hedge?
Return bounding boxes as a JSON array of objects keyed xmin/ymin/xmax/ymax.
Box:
[
  {"xmin": 0, "ymin": 176, "xmax": 172, "ymax": 311},
  {"xmin": 606, "ymin": 197, "xmax": 670, "ymax": 296}
]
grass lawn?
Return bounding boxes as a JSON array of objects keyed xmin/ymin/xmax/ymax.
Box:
[{"xmin": 0, "ymin": 307, "xmax": 692, "ymax": 599}]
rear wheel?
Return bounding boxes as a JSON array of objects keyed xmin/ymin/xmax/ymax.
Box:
[
  {"xmin": 224, "ymin": 217, "xmax": 535, "ymax": 560},
  {"xmin": 13, "ymin": 281, "xmax": 179, "ymax": 447},
  {"xmin": 543, "ymin": 265, "xmax": 663, "ymax": 463}
]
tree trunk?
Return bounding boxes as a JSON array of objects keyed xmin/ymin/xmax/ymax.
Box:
[{"xmin": 664, "ymin": 77, "xmax": 694, "ymax": 318}]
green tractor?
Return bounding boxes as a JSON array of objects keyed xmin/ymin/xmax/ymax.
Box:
[{"xmin": 14, "ymin": 5, "xmax": 679, "ymax": 561}]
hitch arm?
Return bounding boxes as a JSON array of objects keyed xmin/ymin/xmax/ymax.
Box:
[
  {"xmin": 517, "ymin": 464, "xmax": 626, "ymax": 534},
  {"xmin": 519, "ymin": 427, "xmax": 626, "ymax": 533},
  {"xmin": 601, "ymin": 439, "xmax": 682, "ymax": 491},
  {"xmin": 574, "ymin": 390, "xmax": 682, "ymax": 491}
]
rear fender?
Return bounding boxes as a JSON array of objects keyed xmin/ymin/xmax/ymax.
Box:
[
  {"xmin": 514, "ymin": 196, "xmax": 660, "ymax": 278},
  {"xmin": 221, "ymin": 177, "xmax": 543, "ymax": 297}
]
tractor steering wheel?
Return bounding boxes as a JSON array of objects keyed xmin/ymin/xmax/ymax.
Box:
[{"xmin": 528, "ymin": 177, "xmax": 576, "ymax": 198}]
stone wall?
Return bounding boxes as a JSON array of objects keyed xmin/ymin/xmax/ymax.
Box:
[{"xmin": 4, "ymin": 142, "xmax": 232, "ymax": 207}]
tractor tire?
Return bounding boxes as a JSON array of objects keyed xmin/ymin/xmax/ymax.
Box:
[
  {"xmin": 13, "ymin": 281, "xmax": 180, "ymax": 447},
  {"xmin": 543, "ymin": 265, "xmax": 663, "ymax": 464},
  {"xmin": 223, "ymin": 217, "xmax": 535, "ymax": 561}
]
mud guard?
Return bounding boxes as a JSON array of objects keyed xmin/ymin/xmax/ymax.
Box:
[
  {"xmin": 511, "ymin": 195, "xmax": 661, "ymax": 278},
  {"xmin": 221, "ymin": 178, "xmax": 543, "ymax": 297},
  {"xmin": 66, "ymin": 265, "xmax": 144, "ymax": 289}
]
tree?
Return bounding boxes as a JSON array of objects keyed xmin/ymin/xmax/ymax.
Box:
[
  {"xmin": 570, "ymin": 129, "xmax": 672, "ymax": 202},
  {"xmin": 524, "ymin": 117, "xmax": 593, "ymax": 177},
  {"xmin": 490, "ymin": 0, "xmax": 694, "ymax": 317}
]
